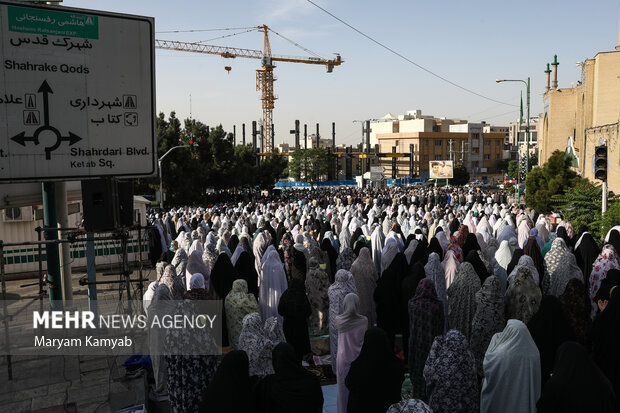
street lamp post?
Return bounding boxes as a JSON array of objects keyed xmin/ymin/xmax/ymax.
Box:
[
  {"xmin": 496, "ymin": 77, "xmax": 530, "ymax": 203},
  {"xmin": 158, "ymin": 144, "xmax": 197, "ymax": 209}
]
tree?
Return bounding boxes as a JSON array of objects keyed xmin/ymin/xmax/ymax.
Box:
[
  {"xmin": 507, "ymin": 160, "xmax": 519, "ymax": 178},
  {"xmin": 553, "ymin": 181, "xmax": 618, "ymax": 243},
  {"xmin": 288, "ymin": 148, "xmax": 330, "ymax": 182},
  {"xmin": 524, "ymin": 150, "xmax": 584, "ymax": 214},
  {"xmin": 449, "ymin": 164, "xmax": 469, "ymax": 186},
  {"xmin": 256, "ymin": 153, "xmax": 288, "ymax": 188}
]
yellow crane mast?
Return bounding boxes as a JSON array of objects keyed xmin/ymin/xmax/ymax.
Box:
[{"xmin": 155, "ymin": 25, "xmax": 343, "ymax": 152}]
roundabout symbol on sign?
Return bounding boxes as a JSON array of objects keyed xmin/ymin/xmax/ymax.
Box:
[{"xmin": 10, "ymin": 80, "xmax": 82, "ymax": 160}]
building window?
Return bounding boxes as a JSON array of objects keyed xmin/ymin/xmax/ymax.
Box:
[
  {"xmin": 423, "ymin": 155, "xmax": 429, "ymax": 161},
  {"xmin": 496, "ymin": 154, "xmax": 500, "ymax": 159},
  {"xmin": 472, "ymin": 133, "xmax": 479, "ymax": 140},
  {"xmin": 472, "ymin": 148, "xmax": 479, "ymax": 154},
  {"xmin": 395, "ymin": 140, "xmax": 399, "ymax": 149},
  {"xmin": 484, "ymin": 154, "xmax": 490, "ymax": 160},
  {"xmin": 484, "ymin": 141, "xmax": 490, "ymax": 146},
  {"xmin": 435, "ymin": 155, "xmax": 442, "ymax": 160},
  {"xmin": 424, "ymin": 141, "xmax": 429, "ymax": 146},
  {"xmin": 435, "ymin": 140, "xmax": 442, "ymax": 146}
]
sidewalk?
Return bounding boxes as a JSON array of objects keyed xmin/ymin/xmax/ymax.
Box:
[{"xmin": 0, "ymin": 268, "xmax": 156, "ymax": 412}]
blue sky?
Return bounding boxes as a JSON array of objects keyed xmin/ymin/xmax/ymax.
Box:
[{"xmin": 62, "ymin": 0, "xmax": 620, "ymax": 146}]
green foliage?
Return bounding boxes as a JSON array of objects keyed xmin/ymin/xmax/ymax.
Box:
[
  {"xmin": 141, "ymin": 112, "xmax": 288, "ymax": 206},
  {"xmin": 524, "ymin": 150, "xmax": 583, "ymax": 214},
  {"xmin": 553, "ymin": 180, "xmax": 619, "ymax": 243},
  {"xmin": 449, "ymin": 164, "xmax": 469, "ymax": 186},
  {"xmin": 507, "ymin": 160, "xmax": 519, "ymax": 178},
  {"xmin": 288, "ymin": 148, "xmax": 330, "ymax": 182}
]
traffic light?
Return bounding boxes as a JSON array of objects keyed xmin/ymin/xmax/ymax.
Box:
[
  {"xmin": 594, "ymin": 144, "xmax": 607, "ymax": 181},
  {"xmin": 189, "ymin": 138, "xmax": 194, "ymax": 145}
]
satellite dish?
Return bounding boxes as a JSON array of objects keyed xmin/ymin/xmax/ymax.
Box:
[{"xmin": 225, "ymin": 66, "xmax": 232, "ymax": 74}]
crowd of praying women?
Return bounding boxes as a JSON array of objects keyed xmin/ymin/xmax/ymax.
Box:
[{"xmin": 143, "ymin": 186, "xmax": 620, "ymax": 413}]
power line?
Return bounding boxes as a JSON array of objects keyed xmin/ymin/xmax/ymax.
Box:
[
  {"xmin": 306, "ymin": 0, "xmax": 518, "ymax": 108},
  {"xmin": 267, "ymin": 28, "xmax": 323, "ymax": 59},
  {"xmin": 196, "ymin": 28, "xmax": 258, "ymax": 44},
  {"xmin": 156, "ymin": 26, "xmax": 257, "ymax": 34}
]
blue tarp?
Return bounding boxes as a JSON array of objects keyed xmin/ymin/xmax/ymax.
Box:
[{"xmin": 385, "ymin": 178, "xmax": 425, "ymax": 185}]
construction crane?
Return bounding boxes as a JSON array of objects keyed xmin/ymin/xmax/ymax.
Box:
[{"xmin": 156, "ymin": 25, "xmax": 343, "ymax": 152}]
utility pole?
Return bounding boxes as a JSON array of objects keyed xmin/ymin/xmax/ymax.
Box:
[
  {"xmin": 316, "ymin": 123, "xmax": 320, "ymax": 148},
  {"xmin": 409, "ymin": 143, "xmax": 415, "ymax": 178},
  {"xmin": 290, "ymin": 120, "xmax": 300, "ymax": 149},
  {"xmin": 242, "ymin": 123, "xmax": 246, "ymax": 146},
  {"xmin": 233, "ymin": 125, "xmax": 236, "ymax": 146}
]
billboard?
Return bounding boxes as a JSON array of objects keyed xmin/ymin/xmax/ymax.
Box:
[{"xmin": 429, "ymin": 160, "xmax": 454, "ymax": 179}]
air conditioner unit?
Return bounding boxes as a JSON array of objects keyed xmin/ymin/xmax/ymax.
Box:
[{"xmin": 3, "ymin": 206, "xmax": 34, "ymax": 222}]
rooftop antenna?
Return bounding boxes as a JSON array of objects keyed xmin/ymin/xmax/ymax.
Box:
[{"xmin": 189, "ymin": 93, "xmax": 192, "ymax": 120}]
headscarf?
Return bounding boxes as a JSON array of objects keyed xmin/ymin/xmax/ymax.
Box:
[
  {"xmin": 276, "ymin": 277, "xmax": 312, "ymax": 361},
  {"xmin": 211, "ymin": 253, "xmax": 236, "ymax": 300},
  {"xmin": 523, "ymin": 235, "xmax": 545, "ymax": 284},
  {"xmin": 536, "ymin": 341, "xmax": 617, "ymax": 413},
  {"xmin": 162, "ymin": 264, "xmax": 185, "ymax": 300},
  {"xmin": 305, "ymin": 256, "xmax": 330, "ymax": 336},
  {"xmin": 548, "ymin": 252, "xmax": 583, "ymax": 297},
  {"xmin": 186, "ymin": 250, "xmax": 211, "ymax": 290},
  {"xmin": 349, "ymin": 247, "xmax": 378, "ymax": 326},
  {"xmin": 253, "ymin": 231, "xmax": 270, "ymax": 277},
  {"xmin": 259, "ymin": 247, "xmax": 288, "ymax": 324},
  {"xmin": 238, "ymin": 312, "xmax": 275, "ymax": 377},
  {"xmin": 508, "ymin": 255, "xmax": 540, "ymax": 286},
  {"xmin": 574, "ymin": 232, "xmax": 600, "ymax": 282},
  {"xmin": 506, "ymin": 248, "xmax": 524, "ymax": 277},
  {"xmin": 328, "ymin": 269, "xmax": 358, "ymax": 371},
  {"xmin": 465, "ymin": 250, "xmax": 490, "ymax": 284},
  {"xmin": 335, "ymin": 293, "xmax": 368, "ymax": 334},
  {"xmin": 345, "ymin": 327, "xmax": 404, "ymax": 413},
  {"xmin": 409, "ymin": 279, "xmax": 445, "ymax": 400},
  {"xmin": 225, "ymin": 279, "xmax": 259, "ymax": 350},
  {"xmin": 589, "ymin": 244, "xmax": 620, "ymax": 317},
  {"xmin": 462, "ymin": 233, "xmax": 481, "ymax": 259},
  {"xmin": 143, "ymin": 281, "xmax": 158, "ymax": 314},
  {"xmin": 543, "ymin": 238, "xmax": 570, "ymax": 294},
  {"xmin": 591, "ymin": 283, "xmax": 620, "ymax": 402},
  {"xmin": 381, "ymin": 237, "xmax": 400, "ymax": 275},
  {"xmin": 447, "ymin": 262, "xmax": 481, "ymax": 341},
  {"xmin": 446, "ymin": 235, "xmax": 463, "ymax": 263},
  {"xmin": 441, "ymin": 250, "xmax": 459, "ymax": 289},
  {"xmin": 336, "ymin": 247, "xmax": 356, "ymax": 271},
  {"xmin": 527, "ymin": 295, "xmax": 576, "ymax": 389},
  {"xmin": 386, "ymin": 399, "xmax": 432, "ymax": 413},
  {"xmin": 234, "ymin": 251, "xmax": 259, "ymax": 298},
  {"xmin": 370, "ymin": 225, "xmax": 385, "ymax": 275},
  {"xmin": 470, "ymin": 276, "xmax": 505, "ymax": 378},
  {"xmin": 558, "ymin": 278, "xmax": 592, "ymax": 349},
  {"xmin": 427, "ymin": 237, "xmax": 444, "ymax": 261},
  {"xmin": 505, "ymin": 267, "xmax": 542, "ymax": 324},
  {"xmin": 171, "ymin": 248, "xmax": 188, "ymax": 279},
  {"xmin": 495, "ymin": 239, "xmax": 514, "ymax": 271},
  {"xmin": 199, "ymin": 351, "xmax": 254, "ymax": 413},
  {"xmin": 424, "ymin": 252, "xmax": 448, "ymax": 331},
  {"xmin": 423, "ymin": 330, "xmax": 478, "ymax": 413},
  {"xmin": 256, "ymin": 343, "xmax": 324, "ymax": 413},
  {"xmin": 481, "ymin": 319, "xmax": 541, "ymax": 413},
  {"xmin": 189, "ymin": 272, "xmax": 205, "ymax": 290}
]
